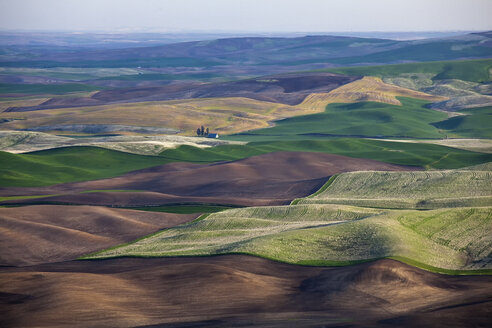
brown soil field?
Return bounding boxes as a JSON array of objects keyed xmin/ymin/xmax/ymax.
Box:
[
  {"xmin": 1, "ymin": 256, "xmax": 490, "ymax": 327},
  {"xmin": 0, "ymin": 205, "xmax": 197, "ymax": 266},
  {"xmin": 0, "ymin": 152, "xmax": 417, "ymax": 207}
]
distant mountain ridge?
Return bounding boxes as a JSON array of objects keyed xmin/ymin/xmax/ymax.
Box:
[{"xmin": 1, "ymin": 31, "xmax": 491, "ymax": 70}]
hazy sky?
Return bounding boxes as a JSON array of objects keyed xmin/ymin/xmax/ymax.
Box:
[{"xmin": 1, "ymin": 0, "xmax": 491, "ymax": 33}]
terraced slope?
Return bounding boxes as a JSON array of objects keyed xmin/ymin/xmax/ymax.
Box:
[
  {"xmin": 86, "ymin": 204, "xmax": 492, "ymax": 272},
  {"xmin": 297, "ymin": 169, "xmax": 492, "ymax": 209}
]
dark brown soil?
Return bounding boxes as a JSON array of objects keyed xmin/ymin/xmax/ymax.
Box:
[
  {"xmin": 1, "ymin": 256, "xmax": 490, "ymax": 327},
  {"xmin": 0, "ymin": 205, "xmax": 197, "ymax": 266},
  {"xmin": 0, "ymin": 152, "xmax": 418, "ymax": 207}
]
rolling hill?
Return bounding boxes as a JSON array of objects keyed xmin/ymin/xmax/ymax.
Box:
[
  {"xmin": 226, "ymin": 97, "xmax": 448, "ymax": 141},
  {"xmin": 85, "ymin": 204, "xmax": 492, "ymax": 273},
  {"xmin": 85, "ymin": 163, "xmax": 492, "ymax": 273},
  {"xmin": 296, "ymin": 168, "xmax": 492, "ymax": 209},
  {"xmin": 2, "ymin": 139, "xmax": 492, "ymax": 188}
]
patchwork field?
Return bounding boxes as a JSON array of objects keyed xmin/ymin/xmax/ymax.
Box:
[
  {"xmin": 324, "ymin": 59, "xmax": 492, "ymax": 111},
  {"xmin": 84, "ymin": 161, "xmax": 492, "ymax": 272},
  {"xmin": 0, "ymin": 96, "xmax": 305, "ymax": 135},
  {"xmin": 227, "ymin": 97, "xmax": 450, "ymax": 141},
  {"xmin": 0, "ymin": 75, "xmax": 445, "ymax": 136},
  {"xmin": 1, "ymin": 31, "xmax": 492, "ymax": 328},
  {"xmin": 3, "ymin": 138, "xmax": 492, "ymax": 188},
  {"xmin": 0, "ymin": 151, "xmax": 414, "ymax": 206}
]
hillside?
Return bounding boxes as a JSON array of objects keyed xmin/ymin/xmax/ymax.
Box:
[
  {"xmin": 227, "ymin": 97, "xmax": 448, "ymax": 141},
  {"xmin": 0, "ymin": 205, "xmax": 197, "ymax": 266},
  {"xmin": 2, "ymin": 257, "xmax": 491, "ymax": 327},
  {"xmin": 297, "ymin": 169, "xmax": 492, "ymax": 209},
  {"xmin": 323, "ymin": 59, "xmax": 492, "ymax": 111},
  {"xmin": 85, "ymin": 163, "xmax": 492, "ymax": 272},
  {"xmin": 2, "ymin": 33, "xmax": 491, "ymax": 71},
  {"xmin": 2, "ymin": 139, "xmax": 492, "ymax": 188},
  {"xmin": 86, "ymin": 204, "xmax": 492, "ymax": 272}
]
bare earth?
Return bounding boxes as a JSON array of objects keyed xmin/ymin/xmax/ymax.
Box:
[
  {"xmin": 1, "ymin": 256, "xmax": 490, "ymax": 327},
  {"xmin": 0, "ymin": 205, "xmax": 197, "ymax": 266},
  {"xmin": 0, "ymin": 152, "xmax": 418, "ymax": 207}
]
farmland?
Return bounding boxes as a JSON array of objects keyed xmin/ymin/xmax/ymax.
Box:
[
  {"xmin": 297, "ymin": 168, "xmax": 492, "ymax": 209},
  {"xmin": 2, "ymin": 138, "xmax": 492, "ymax": 188},
  {"xmin": 323, "ymin": 58, "xmax": 492, "ymax": 83},
  {"xmin": 226, "ymin": 97, "xmax": 449, "ymax": 141},
  {"xmin": 1, "ymin": 29, "xmax": 492, "ymax": 328},
  {"xmin": 86, "ymin": 204, "xmax": 492, "ymax": 272},
  {"xmin": 0, "ymin": 76, "xmax": 441, "ymax": 136},
  {"xmin": 85, "ymin": 161, "xmax": 492, "ymax": 273}
]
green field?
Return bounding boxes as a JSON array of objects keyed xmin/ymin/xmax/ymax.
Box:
[
  {"xmin": 226, "ymin": 98, "xmax": 448, "ymax": 141},
  {"xmin": 0, "ymin": 83, "xmax": 102, "ymax": 95},
  {"xmin": 83, "ymin": 161, "xmax": 492, "ymax": 273},
  {"xmin": 329, "ymin": 51, "xmax": 492, "ymax": 77},
  {"xmin": 322, "ymin": 59, "xmax": 492, "ymax": 83},
  {"xmin": 0, "ymin": 146, "xmax": 169, "ymax": 187},
  {"xmin": 161, "ymin": 139, "xmax": 492, "ymax": 169},
  {"xmin": 3, "ymin": 139, "xmax": 492, "ymax": 187},
  {"xmin": 432, "ymin": 105, "xmax": 492, "ymax": 138},
  {"xmin": 296, "ymin": 169, "xmax": 492, "ymax": 209},
  {"xmin": 84, "ymin": 204, "xmax": 492, "ymax": 273}
]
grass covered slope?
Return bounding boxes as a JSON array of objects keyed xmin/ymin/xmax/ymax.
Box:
[
  {"xmin": 0, "ymin": 146, "xmax": 169, "ymax": 187},
  {"xmin": 431, "ymin": 105, "xmax": 492, "ymax": 138},
  {"xmin": 84, "ymin": 161, "xmax": 492, "ymax": 273},
  {"xmin": 324, "ymin": 59, "xmax": 492, "ymax": 83},
  {"xmin": 297, "ymin": 169, "xmax": 492, "ymax": 209},
  {"xmin": 85, "ymin": 204, "xmax": 492, "ymax": 272},
  {"xmin": 227, "ymin": 97, "xmax": 449, "ymax": 141},
  {"xmin": 162, "ymin": 138, "xmax": 492, "ymax": 169},
  {"xmin": 3, "ymin": 138, "xmax": 492, "ymax": 187}
]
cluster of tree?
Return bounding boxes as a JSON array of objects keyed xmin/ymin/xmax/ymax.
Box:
[{"xmin": 196, "ymin": 125, "xmax": 209, "ymax": 136}]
